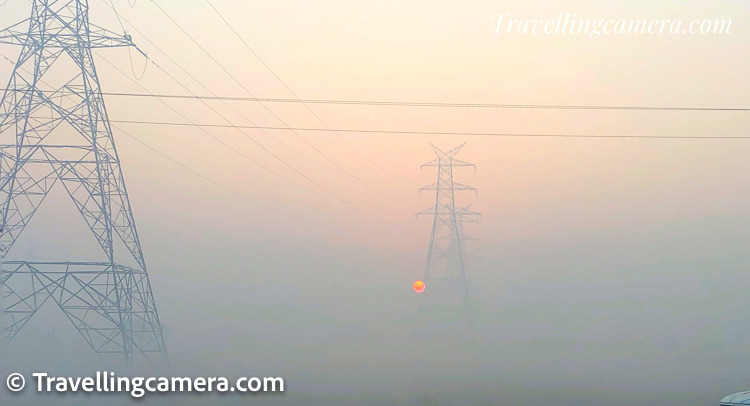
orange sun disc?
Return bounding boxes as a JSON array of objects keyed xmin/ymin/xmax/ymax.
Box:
[{"xmin": 413, "ymin": 280, "xmax": 426, "ymax": 293}]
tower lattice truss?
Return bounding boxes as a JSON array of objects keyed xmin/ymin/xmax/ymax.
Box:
[
  {"xmin": 0, "ymin": 0, "xmax": 167, "ymax": 367},
  {"xmin": 418, "ymin": 143, "xmax": 479, "ymax": 296}
]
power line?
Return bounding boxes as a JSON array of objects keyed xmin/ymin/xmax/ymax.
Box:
[
  {"xmin": 5, "ymin": 1, "xmax": 747, "ymax": 113},
  {"xmin": 98, "ymin": 3, "xmax": 419, "ymax": 216},
  {"xmin": 0, "ymin": 48, "xmax": 402, "ymax": 231},
  {"xmin": 97, "ymin": 0, "xmax": 350, "ymax": 175},
  {"xmin": 96, "ymin": 48, "xmax": 340, "ymax": 201},
  {"xmin": 149, "ymin": 0, "xmax": 414, "ymax": 206},
  {"xmin": 97, "ymin": 54, "xmax": 410, "ymax": 228},
  {"xmin": 113, "ymin": 124, "xmax": 327, "ymax": 228},
  {"xmin": 1, "ymin": 19, "xmax": 417, "ymax": 226},
  {"xmin": 17, "ymin": 90, "xmax": 747, "ymax": 112},
  {"xmin": 96, "ymin": 54, "xmax": 325, "ymax": 199},
  {"xmin": 0, "ymin": 47, "xmax": 393, "ymax": 230},
  {"xmin": 98, "ymin": 0, "xmax": 364, "ymax": 180},
  {"xmin": 111, "ymin": 119, "xmax": 750, "ymax": 139},
  {"xmin": 203, "ymin": 0, "xmax": 420, "ymax": 184},
  {"xmin": 112, "ymin": 124, "xmax": 369, "ymax": 231},
  {"xmin": 4, "ymin": 50, "xmax": 317, "ymax": 203}
]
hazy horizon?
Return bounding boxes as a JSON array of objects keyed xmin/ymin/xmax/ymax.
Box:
[{"xmin": 1, "ymin": 0, "xmax": 749, "ymax": 405}]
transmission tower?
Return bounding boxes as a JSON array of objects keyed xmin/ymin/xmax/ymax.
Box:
[
  {"xmin": 0, "ymin": 0, "xmax": 167, "ymax": 367},
  {"xmin": 418, "ymin": 143, "xmax": 479, "ymax": 299}
]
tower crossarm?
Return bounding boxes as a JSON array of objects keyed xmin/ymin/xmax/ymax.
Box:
[
  {"xmin": 456, "ymin": 206, "xmax": 481, "ymax": 217},
  {"xmin": 420, "ymin": 157, "xmax": 441, "ymax": 168},
  {"xmin": 416, "ymin": 207, "xmax": 436, "ymax": 217},
  {"xmin": 0, "ymin": 24, "xmax": 137, "ymax": 50},
  {"xmin": 419, "ymin": 181, "xmax": 476, "ymax": 192},
  {"xmin": 417, "ymin": 207, "xmax": 481, "ymax": 217},
  {"xmin": 0, "ymin": 17, "xmax": 141, "ymax": 52},
  {"xmin": 440, "ymin": 234, "xmax": 478, "ymax": 241},
  {"xmin": 421, "ymin": 142, "xmax": 474, "ymax": 167},
  {"xmin": 87, "ymin": 23, "xmax": 141, "ymax": 50},
  {"xmin": 447, "ymin": 158, "xmax": 475, "ymax": 168},
  {"xmin": 421, "ymin": 158, "xmax": 475, "ymax": 168},
  {"xmin": 456, "ymin": 217, "xmax": 478, "ymax": 223},
  {"xmin": 0, "ymin": 19, "xmax": 30, "ymax": 46}
]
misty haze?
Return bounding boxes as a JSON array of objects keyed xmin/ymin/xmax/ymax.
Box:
[{"xmin": 1, "ymin": 1, "xmax": 749, "ymax": 406}]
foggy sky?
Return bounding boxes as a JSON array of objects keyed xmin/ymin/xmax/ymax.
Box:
[{"xmin": 1, "ymin": 0, "xmax": 749, "ymax": 405}]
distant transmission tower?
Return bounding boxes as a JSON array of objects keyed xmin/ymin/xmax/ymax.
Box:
[
  {"xmin": 418, "ymin": 143, "xmax": 479, "ymax": 298},
  {"xmin": 0, "ymin": 0, "xmax": 167, "ymax": 367}
]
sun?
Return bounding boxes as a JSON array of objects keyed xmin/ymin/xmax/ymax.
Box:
[{"xmin": 413, "ymin": 280, "xmax": 426, "ymax": 293}]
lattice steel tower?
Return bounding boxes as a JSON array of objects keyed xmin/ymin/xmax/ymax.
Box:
[
  {"xmin": 418, "ymin": 143, "xmax": 479, "ymax": 298},
  {"xmin": 0, "ymin": 0, "xmax": 167, "ymax": 367}
]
